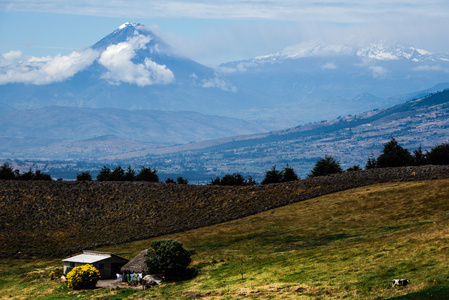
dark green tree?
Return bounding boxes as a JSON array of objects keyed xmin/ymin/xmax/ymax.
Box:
[
  {"xmin": 165, "ymin": 178, "xmax": 176, "ymax": 184},
  {"xmin": 110, "ymin": 166, "xmax": 125, "ymax": 181},
  {"xmin": 376, "ymin": 138, "xmax": 413, "ymax": 168},
  {"xmin": 427, "ymin": 143, "xmax": 449, "ymax": 165},
  {"xmin": 244, "ymin": 176, "xmax": 257, "ymax": 186},
  {"xmin": 280, "ymin": 164, "xmax": 299, "ymax": 182},
  {"xmin": 176, "ymin": 177, "xmax": 188, "ymax": 184},
  {"xmin": 220, "ymin": 173, "xmax": 245, "ymax": 186},
  {"xmin": 210, "ymin": 177, "xmax": 221, "ymax": 185},
  {"xmin": 412, "ymin": 146, "xmax": 427, "ymax": 166},
  {"xmin": 309, "ymin": 155, "xmax": 343, "ymax": 177},
  {"xmin": 347, "ymin": 165, "xmax": 361, "ymax": 172},
  {"xmin": 18, "ymin": 168, "xmax": 34, "ymax": 181},
  {"xmin": 365, "ymin": 153, "xmax": 377, "ymax": 169},
  {"xmin": 76, "ymin": 171, "xmax": 92, "ymax": 181},
  {"xmin": 33, "ymin": 170, "xmax": 52, "ymax": 181},
  {"xmin": 124, "ymin": 166, "xmax": 135, "ymax": 181},
  {"xmin": 96, "ymin": 166, "xmax": 111, "ymax": 181},
  {"xmin": 261, "ymin": 165, "xmax": 282, "ymax": 185},
  {"xmin": 0, "ymin": 163, "xmax": 16, "ymax": 180},
  {"xmin": 135, "ymin": 166, "xmax": 159, "ymax": 182},
  {"xmin": 145, "ymin": 240, "xmax": 191, "ymax": 281}
]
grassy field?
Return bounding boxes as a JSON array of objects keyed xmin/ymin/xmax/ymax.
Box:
[{"xmin": 1, "ymin": 179, "xmax": 449, "ymax": 299}]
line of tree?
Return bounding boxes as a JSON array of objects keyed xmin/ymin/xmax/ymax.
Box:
[
  {"xmin": 165, "ymin": 177, "xmax": 189, "ymax": 184},
  {"xmin": 76, "ymin": 166, "xmax": 159, "ymax": 182},
  {"xmin": 307, "ymin": 139, "xmax": 449, "ymax": 178},
  {"xmin": 78, "ymin": 167, "xmax": 191, "ymax": 184},
  {"xmin": 366, "ymin": 139, "xmax": 449, "ymax": 169},
  {"xmin": 261, "ymin": 165, "xmax": 299, "ymax": 185},
  {"xmin": 0, "ymin": 163, "xmax": 52, "ymax": 181},
  {"xmin": 210, "ymin": 173, "xmax": 257, "ymax": 186}
]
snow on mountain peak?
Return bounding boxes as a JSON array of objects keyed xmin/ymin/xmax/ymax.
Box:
[
  {"xmin": 355, "ymin": 42, "xmax": 439, "ymax": 62},
  {"xmin": 119, "ymin": 22, "xmax": 136, "ymax": 30},
  {"xmin": 235, "ymin": 41, "xmax": 447, "ymax": 67},
  {"xmin": 253, "ymin": 41, "xmax": 353, "ymax": 62}
]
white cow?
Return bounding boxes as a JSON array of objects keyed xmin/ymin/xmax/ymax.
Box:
[{"xmin": 392, "ymin": 279, "xmax": 410, "ymax": 288}]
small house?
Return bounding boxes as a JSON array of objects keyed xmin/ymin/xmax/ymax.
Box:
[{"xmin": 63, "ymin": 250, "xmax": 129, "ymax": 279}]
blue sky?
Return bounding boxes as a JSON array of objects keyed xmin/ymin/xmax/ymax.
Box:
[{"xmin": 1, "ymin": 0, "xmax": 449, "ymax": 66}]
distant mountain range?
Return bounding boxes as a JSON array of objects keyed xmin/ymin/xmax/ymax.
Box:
[{"xmin": 221, "ymin": 41, "xmax": 449, "ymax": 122}]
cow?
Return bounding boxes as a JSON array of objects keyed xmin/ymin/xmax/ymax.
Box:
[{"xmin": 392, "ymin": 279, "xmax": 410, "ymax": 288}]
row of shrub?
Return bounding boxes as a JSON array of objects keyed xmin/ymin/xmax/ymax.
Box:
[
  {"xmin": 366, "ymin": 139, "xmax": 449, "ymax": 169},
  {"xmin": 306, "ymin": 140, "xmax": 449, "ymax": 178},
  {"xmin": 77, "ymin": 166, "xmax": 159, "ymax": 182},
  {"xmin": 0, "ymin": 164, "xmax": 52, "ymax": 181},
  {"xmin": 78, "ymin": 166, "xmax": 189, "ymax": 184}
]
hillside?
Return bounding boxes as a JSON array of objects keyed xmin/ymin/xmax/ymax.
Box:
[
  {"xmin": 1, "ymin": 165, "xmax": 449, "ymax": 259},
  {"xmin": 2, "ymin": 175, "xmax": 449, "ymax": 299},
  {"xmin": 100, "ymin": 88, "xmax": 449, "ymax": 181}
]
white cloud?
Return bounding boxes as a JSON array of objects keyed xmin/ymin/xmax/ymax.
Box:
[
  {"xmin": 369, "ymin": 66, "xmax": 388, "ymax": 78},
  {"xmin": 3, "ymin": 1, "xmax": 449, "ymax": 23},
  {"xmin": 0, "ymin": 49, "xmax": 99, "ymax": 85},
  {"xmin": 321, "ymin": 62, "xmax": 337, "ymax": 70},
  {"xmin": 202, "ymin": 76, "xmax": 237, "ymax": 92},
  {"xmin": 98, "ymin": 34, "xmax": 174, "ymax": 86}
]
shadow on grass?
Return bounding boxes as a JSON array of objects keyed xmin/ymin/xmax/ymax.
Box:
[{"xmin": 386, "ymin": 285, "xmax": 449, "ymax": 299}]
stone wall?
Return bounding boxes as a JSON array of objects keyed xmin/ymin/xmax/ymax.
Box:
[{"xmin": 1, "ymin": 165, "xmax": 448, "ymax": 258}]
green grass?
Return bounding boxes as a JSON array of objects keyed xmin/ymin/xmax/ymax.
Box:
[{"xmin": 2, "ymin": 179, "xmax": 449, "ymax": 299}]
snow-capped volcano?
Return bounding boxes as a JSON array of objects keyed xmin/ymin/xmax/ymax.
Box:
[
  {"xmin": 90, "ymin": 23, "xmax": 175, "ymax": 87},
  {"xmin": 0, "ymin": 22, "xmax": 238, "ymax": 113},
  {"xmin": 92, "ymin": 22, "xmax": 170, "ymax": 52},
  {"xmin": 218, "ymin": 40, "xmax": 449, "ymax": 123}
]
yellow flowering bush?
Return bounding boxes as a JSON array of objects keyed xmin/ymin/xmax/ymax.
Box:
[{"xmin": 66, "ymin": 264, "xmax": 100, "ymax": 290}]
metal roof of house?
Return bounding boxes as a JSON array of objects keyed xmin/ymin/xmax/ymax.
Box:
[
  {"xmin": 63, "ymin": 252, "xmax": 111, "ymax": 264},
  {"xmin": 62, "ymin": 250, "xmax": 128, "ymax": 264}
]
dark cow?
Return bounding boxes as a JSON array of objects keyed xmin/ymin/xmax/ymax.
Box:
[{"xmin": 392, "ymin": 279, "xmax": 410, "ymax": 288}]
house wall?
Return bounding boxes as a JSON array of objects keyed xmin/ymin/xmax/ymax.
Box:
[
  {"xmin": 95, "ymin": 257, "xmax": 128, "ymax": 279},
  {"xmin": 63, "ymin": 257, "xmax": 128, "ymax": 279}
]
